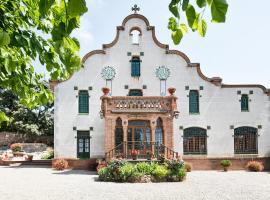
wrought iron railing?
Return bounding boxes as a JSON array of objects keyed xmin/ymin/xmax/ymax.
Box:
[{"xmin": 105, "ymin": 141, "xmax": 179, "ymax": 161}]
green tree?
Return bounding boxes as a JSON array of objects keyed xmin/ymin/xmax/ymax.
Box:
[
  {"xmin": 0, "ymin": 0, "xmax": 87, "ymax": 124},
  {"xmin": 168, "ymin": 0, "xmax": 228, "ymax": 44},
  {"xmin": 0, "ymin": 87, "xmax": 53, "ymax": 135}
]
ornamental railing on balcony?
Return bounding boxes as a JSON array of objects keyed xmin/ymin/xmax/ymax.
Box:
[
  {"xmin": 100, "ymin": 95, "xmax": 178, "ymax": 117},
  {"xmin": 105, "ymin": 141, "xmax": 179, "ymax": 161}
]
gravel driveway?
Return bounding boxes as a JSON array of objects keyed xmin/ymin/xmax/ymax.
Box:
[{"xmin": 0, "ymin": 166, "xmax": 269, "ymax": 200}]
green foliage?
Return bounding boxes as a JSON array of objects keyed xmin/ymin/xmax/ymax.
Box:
[
  {"xmin": 178, "ymin": 167, "xmax": 187, "ymax": 181},
  {"xmin": 119, "ymin": 163, "xmax": 135, "ymax": 181},
  {"xmin": 220, "ymin": 160, "xmax": 232, "ymax": 167},
  {"xmin": 0, "ymin": 88, "xmax": 53, "ymax": 136},
  {"xmin": 98, "ymin": 160, "xmax": 187, "ymax": 183},
  {"xmin": 41, "ymin": 149, "xmax": 54, "ymax": 159},
  {"xmin": 136, "ymin": 162, "xmax": 156, "ymax": 175},
  {"xmin": 168, "ymin": 0, "xmax": 228, "ymax": 44},
  {"xmin": 151, "ymin": 165, "xmax": 168, "ymax": 181},
  {"xmin": 0, "ymin": 0, "xmax": 87, "ymax": 124}
]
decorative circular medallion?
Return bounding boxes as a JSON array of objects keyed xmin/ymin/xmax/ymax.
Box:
[
  {"xmin": 101, "ymin": 66, "xmax": 116, "ymax": 80},
  {"xmin": 155, "ymin": 66, "xmax": 170, "ymax": 80}
]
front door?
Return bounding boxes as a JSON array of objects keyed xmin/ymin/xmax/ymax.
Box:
[
  {"xmin": 77, "ymin": 131, "xmax": 90, "ymax": 159},
  {"xmin": 127, "ymin": 121, "xmax": 151, "ymax": 157}
]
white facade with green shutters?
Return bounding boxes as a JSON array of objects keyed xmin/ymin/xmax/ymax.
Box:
[{"xmin": 53, "ymin": 13, "xmax": 270, "ymax": 159}]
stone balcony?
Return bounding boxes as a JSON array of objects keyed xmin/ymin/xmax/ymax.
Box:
[{"xmin": 100, "ymin": 88, "xmax": 178, "ymax": 118}]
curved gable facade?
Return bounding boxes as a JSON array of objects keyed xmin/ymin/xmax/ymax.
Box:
[{"xmin": 54, "ymin": 13, "xmax": 270, "ymax": 160}]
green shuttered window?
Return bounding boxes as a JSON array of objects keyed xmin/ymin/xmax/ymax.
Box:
[
  {"xmin": 78, "ymin": 90, "xmax": 89, "ymax": 114},
  {"xmin": 131, "ymin": 57, "xmax": 140, "ymax": 77},
  {"xmin": 189, "ymin": 90, "xmax": 199, "ymax": 114},
  {"xmin": 241, "ymin": 94, "xmax": 249, "ymax": 111}
]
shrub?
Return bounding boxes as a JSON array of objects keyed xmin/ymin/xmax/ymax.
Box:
[
  {"xmin": 136, "ymin": 162, "xmax": 155, "ymax": 175},
  {"xmin": 184, "ymin": 162, "xmax": 192, "ymax": 172},
  {"xmin": 246, "ymin": 161, "xmax": 264, "ymax": 172},
  {"xmin": 178, "ymin": 167, "xmax": 187, "ymax": 181},
  {"xmin": 41, "ymin": 150, "xmax": 54, "ymax": 160},
  {"xmin": 151, "ymin": 165, "xmax": 168, "ymax": 181},
  {"xmin": 166, "ymin": 159, "xmax": 184, "ymax": 176},
  {"xmin": 98, "ymin": 167, "xmax": 112, "ymax": 181},
  {"xmin": 220, "ymin": 160, "xmax": 232, "ymax": 167},
  {"xmin": 10, "ymin": 143, "xmax": 22, "ymax": 152},
  {"xmin": 119, "ymin": 163, "xmax": 136, "ymax": 182},
  {"xmin": 53, "ymin": 159, "xmax": 69, "ymax": 170}
]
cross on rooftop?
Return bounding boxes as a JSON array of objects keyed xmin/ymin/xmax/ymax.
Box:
[{"xmin": 132, "ymin": 4, "xmax": 140, "ymax": 14}]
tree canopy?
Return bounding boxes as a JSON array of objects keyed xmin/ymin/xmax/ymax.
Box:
[
  {"xmin": 0, "ymin": 0, "xmax": 88, "ymax": 124},
  {"xmin": 0, "ymin": 88, "xmax": 53, "ymax": 136}
]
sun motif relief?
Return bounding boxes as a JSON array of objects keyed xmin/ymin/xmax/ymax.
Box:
[
  {"xmin": 155, "ymin": 66, "xmax": 170, "ymax": 80},
  {"xmin": 101, "ymin": 66, "xmax": 116, "ymax": 80}
]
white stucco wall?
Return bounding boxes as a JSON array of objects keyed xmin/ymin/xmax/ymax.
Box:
[{"xmin": 54, "ymin": 14, "xmax": 270, "ymax": 158}]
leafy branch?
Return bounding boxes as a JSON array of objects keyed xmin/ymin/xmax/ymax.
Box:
[{"xmin": 168, "ymin": 0, "xmax": 228, "ymax": 44}]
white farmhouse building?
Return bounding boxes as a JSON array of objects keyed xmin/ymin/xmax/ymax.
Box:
[{"xmin": 52, "ymin": 10, "xmax": 270, "ymax": 162}]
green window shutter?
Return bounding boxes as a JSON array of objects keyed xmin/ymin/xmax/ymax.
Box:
[
  {"xmin": 78, "ymin": 90, "xmax": 89, "ymax": 113},
  {"xmin": 189, "ymin": 90, "xmax": 199, "ymax": 113},
  {"xmin": 131, "ymin": 57, "xmax": 140, "ymax": 77},
  {"xmin": 241, "ymin": 94, "xmax": 249, "ymax": 111}
]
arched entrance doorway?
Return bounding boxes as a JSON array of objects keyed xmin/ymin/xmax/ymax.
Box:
[{"xmin": 127, "ymin": 120, "xmax": 151, "ymax": 156}]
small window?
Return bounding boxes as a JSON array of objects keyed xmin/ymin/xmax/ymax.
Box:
[
  {"xmin": 241, "ymin": 94, "xmax": 249, "ymax": 111},
  {"xmin": 189, "ymin": 90, "xmax": 199, "ymax": 114},
  {"xmin": 128, "ymin": 89, "xmax": 143, "ymax": 96},
  {"xmin": 130, "ymin": 30, "xmax": 140, "ymax": 44},
  {"xmin": 131, "ymin": 57, "xmax": 140, "ymax": 77},
  {"xmin": 78, "ymin": 90, "xmax": 89, "ymax": 113}
]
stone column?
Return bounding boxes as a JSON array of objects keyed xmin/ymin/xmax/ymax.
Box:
[
  {"xmin": 122, "ymin": 119, "xmax": 128, "ymax": 158},
  {"xmin": 150, "ymin": 123, "xmax": 156, "ymax": 155}
]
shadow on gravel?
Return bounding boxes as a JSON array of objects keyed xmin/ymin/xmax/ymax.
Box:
[{"xmin": 52, "ymin": 169, "xmax": 97, "ymax": 176}]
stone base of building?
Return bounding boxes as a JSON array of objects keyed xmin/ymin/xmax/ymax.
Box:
[
  {"xmin": 183, "ymin": 157, "xmax": 270, "ymax": 170},
  {"xmin": 52, "ymin": 158, "xmax": 98, "ymax": 170}
]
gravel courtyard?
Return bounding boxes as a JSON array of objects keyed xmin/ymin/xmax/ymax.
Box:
[{"xmin": 0, "ymin": 166, "xmax": 269, "ymax": 200}]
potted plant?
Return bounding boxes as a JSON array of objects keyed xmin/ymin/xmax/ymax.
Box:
[
  {"xmin": 10, "ymin": 143, "xmax": 24, "ymax": 157},
  {"xmin": 168, "ymin": 87, "xmax": 176, "ymax": 95},
  {"xmin": 102, "ymin": 87, "xmax": 110, "ymax": 95},
  {"xmin": 26, "ymin": 154, "xmax": 33, "ymax": 161},
  {"xmin": 220, "ymin": 160, "xmax": 232, "ymax": 172},
  {"xmin": 131, "ymin": 149, "xmax": 138, "ymax": 160}
]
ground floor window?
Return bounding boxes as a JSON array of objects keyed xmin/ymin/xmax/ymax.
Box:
[
  {"xmin": 183, "ymin": 127, "xmax": 207, "ymax": 155},
  {"xmin": 234, "ymin": 126, "xmax": 258, "ymax": 154}
]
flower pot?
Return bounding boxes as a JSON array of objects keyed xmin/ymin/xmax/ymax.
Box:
[
  {"xmin": 102, "ymin": 87, "xmax": 110, "ymax": 95},
  {"xmin": 168, "ymin": 87, "xmax": 176, "ymax": 95},
  {"xmin": 223, "ymin": 167, "xmax": 228, "ymax": 172},
  {"xmin": 132, "ymin": 156, "xmax": 137, "ymax": 160},
  {"xmin": 27, "ymin": 155, "xmax": 33, "ymax": 161}
]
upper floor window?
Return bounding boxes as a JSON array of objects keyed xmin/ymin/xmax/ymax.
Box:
[
  {"xmin": 128, "ymin": 89, "xmax": 143, "ymax": 96},
  {"xmin": 189, "ymin": 90, "xmax": 199, "ymax": 114},
  {"xmin": 78, "ymin": 90, "xmax": 89, "ymax": 114},
  {"xmin": 241, "ymin": 94, "xmax": 249, "ymax": 111},
  {"xmin": 130, "ymin": 29, "xmax": 141, "ymax": 44},
  {"xmin": 131, "ymin": 57, "xmax": 140, "ymax": 77}
]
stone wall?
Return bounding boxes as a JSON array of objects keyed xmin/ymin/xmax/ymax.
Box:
[{"xmin": 0, "ymin": 132, "xmax": 54, "ymax": 147}]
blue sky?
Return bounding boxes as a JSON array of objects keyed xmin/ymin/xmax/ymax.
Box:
[{"xmin": 38, "ymin": 0, "xmax": 270, "ymax": 87}]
